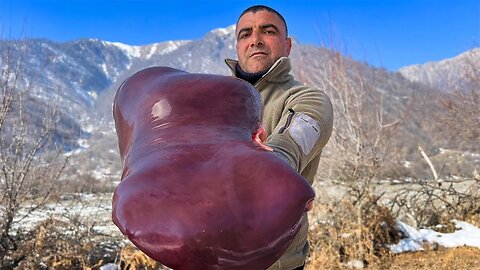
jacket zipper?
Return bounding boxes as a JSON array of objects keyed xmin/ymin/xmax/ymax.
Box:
[{"xmin": 278, "ymin": 109, "xmax": 295, "ymax": 134}]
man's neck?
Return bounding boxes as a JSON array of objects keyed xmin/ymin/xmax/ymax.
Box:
[{"xmin": 235, "ymin": 65, "xmax": 268, "ymax": 85}]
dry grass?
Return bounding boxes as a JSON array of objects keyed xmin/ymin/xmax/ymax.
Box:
[
  {"xmin": 4, "ymin": 218, "xmax": 118, "ymax": 270},
  {"xmin": 306, "ymin": 246, "xmax": 480, "ymax": 270},
  {"xmin": 305, "ymin": 196, "xmax": 398, "ymax": 269},
  {"xmin": 305, "ymin": 202, "xmax": 480, "ymax": 269},
  {"xmin": 0, "ymin": 216, "xmax": 162, "ymax": 269},
  {"xmin": 117, "ymin": 245, "xmax": 162, "ymax": 270},
  {"xmin": 388, "ymin": 246, "xmax": 480, "ymax": 270}
]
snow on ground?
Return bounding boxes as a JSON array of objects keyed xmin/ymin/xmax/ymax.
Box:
[
  {"xmin": 13, "ymin": 191, "xmax": 480, "ymax": 260},
  {"xmin": 13, "ymin": 193, "xmax": 119, "ymax": 236},
  {"xmin": 390, "ymin": 220, "xmax": 480, "ymax": 253},
  {"xmin": 100, "ymin": 263, "xmax": 119, "ymax": 270}
]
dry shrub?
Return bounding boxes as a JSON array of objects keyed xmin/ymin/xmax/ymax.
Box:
[
  {"xmin": 7, "ymin": 218, "xmax": 119, "ymax": 270},
  {"xmin": 0, "ymin": 36, "xmax": 71, "ymax": 270},
  {"xmin": 467, "ymin": 213, "xmax": 480, "ymax": 228},
  {"xmin": 117, "ymin": 245, "xmax": 163, "ymax": 270},
  {"xmin": 302, "ymin": 51, "xmax": 408, "ymax": 269},
  {"xmin": 306, "ymin": 193, "xmax": 399, "ymax": 269},
  {"xmin": 60, "ymin": 172, "xmax": 115, "ymax": 194},
  {"xmin": 387, "ymin": 176, "xmax": 480, "ymax": 229},
  {"xmin": 3, "ymin": 215, "xmax": 166, "ymax": 270}
]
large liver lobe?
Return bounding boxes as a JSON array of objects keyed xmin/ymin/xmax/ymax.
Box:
[{"xmin": 112, "ymin": 67, "xmax": 314, "ymax": 270}]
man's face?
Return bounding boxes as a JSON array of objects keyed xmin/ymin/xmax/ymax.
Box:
[{"xmin": 236, "ymin": 10, "xmax": 291, "ymax": 73}]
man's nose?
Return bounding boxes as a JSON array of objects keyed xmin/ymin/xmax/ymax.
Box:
[{"xmin": 250, "ymin": 30, "xmax": 264, "ymax": 47}]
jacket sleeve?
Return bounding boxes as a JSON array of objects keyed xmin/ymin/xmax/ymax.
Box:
[{"xmin": 266, "ymin": 86, "xmax": 333, "ymax": 174}]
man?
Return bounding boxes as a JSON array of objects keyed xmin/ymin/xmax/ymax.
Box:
[{"xmin": 225, "ymin": 5, "xmax": 334, "ymax": 270}]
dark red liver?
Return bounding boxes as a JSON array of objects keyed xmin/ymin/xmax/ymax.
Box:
[{"xmin": 112, "ymin": 67, "xmax": 314, "ymax": 270}]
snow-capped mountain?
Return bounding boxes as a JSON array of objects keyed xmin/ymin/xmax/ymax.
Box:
[
  {"xmin": 2, "ymin": 24, "xmax": 476, "ymax": 180},
  {"xmin": 0, "ymin": 25, "xmax": 239, "ymax": 178},
  {"xmin": 399, "ymin": 48, "xmax": 480, "ymax": 92},
  {"xmin": 0, "ymin": 32, "xmax": 196, "ymax": 151},
  {"xmin": 1, "ymin": 37, "xmax": 193, "ymax": 118}
]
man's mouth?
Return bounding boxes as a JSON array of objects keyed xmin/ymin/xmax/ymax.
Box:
[{"xmin": 250, "ymin": 52, "xmax": 267, "ymax": 57}]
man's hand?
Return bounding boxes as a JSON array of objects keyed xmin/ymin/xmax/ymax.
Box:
[{"xmin": 253, "ymin": 126, "xmax": 273, "ymax": 151}]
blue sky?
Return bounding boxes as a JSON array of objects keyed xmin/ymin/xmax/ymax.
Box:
[{"xmin": 0, "ymin": 0, "xmax": 478, "ymax": 70}]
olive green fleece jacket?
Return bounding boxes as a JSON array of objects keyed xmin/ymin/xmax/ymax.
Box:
[{"xmin": 225, "ymin": 57, "xmax": 334, "ymax": 270}]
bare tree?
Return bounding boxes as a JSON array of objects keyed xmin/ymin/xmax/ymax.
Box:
[
  {"xmin": 437, "ymin": 49, "xmax": 480, "ymax": 151},
  {"xmin": 318, "ymin": 53, "xmax": 409, "ymax": 188},
  {"xmin": 0, "ymin": 38, "xmax": 68, "ymax": 266},
  {"xmin": 292, "ymin": 49, "xmax": 412, "ymax": 266}
]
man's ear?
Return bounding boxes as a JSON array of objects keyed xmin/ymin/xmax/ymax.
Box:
[{"xmin": 286, "ymin": 37, "xmax": 292, "ymax": 55}]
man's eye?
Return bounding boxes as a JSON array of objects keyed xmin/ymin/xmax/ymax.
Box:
[
  {"xmin": 264, "ymin": 30, "xmax": 275, "ymax": 35},
  {"xmin": 239, "ymin": 33, "xmax": 250, "ymax": 39}
]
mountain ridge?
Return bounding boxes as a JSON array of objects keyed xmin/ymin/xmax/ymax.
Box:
[
  {"xmin": 1, "ymin": 26, "xmax": 477, "ymax": 180},
  {"xmin": 399, "ymin": 48, "xmax": 479, "ymax": 91}
]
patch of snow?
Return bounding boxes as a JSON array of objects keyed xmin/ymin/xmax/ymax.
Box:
[
  {"xmin": 160, "ymin": 41, "xmax": 187, "ymax": 55},
  {"xmin": 145, "ymin": 41, "xmax": 189, "ymax": 58},
  {"xmin": 390, "ymin": 220, "xmax": 480, "ymax": 253},
  {"xmin": 93, "ymin": 224, "xmax": 119, "ymax": 235},
  {"xmin": 12, "ymin": 193, "xmax": 116, "ymax": 235},
  {"xmin": 211, "ymin": 25, "xmax": 236, "ymax": 36},
  {"xmin": 439, "ymin": 148, "xmax": 448, "ymax": 154},
  {"xmin": 403, "ymin": 160, "xmax": 413, "ymax": 168},
  {"xmin": 145, "ymin": 43, "xmax": 160, "ymax": 59},
  {"xmin": 78, "ymin": 193, "xmax": 98, "ymax": 201},
  {"xmin": 463, "ymin": 151, "xmax": 480, "ymax": 158},
  {"xmin": 83, "ymin": 124, "xmax": 95, "ymax": 133},
  {"xmin": 88, "ymin": 90, "xmax": 98, "ymax": 100},
  {"xmin": 78, "ymin": 138, "xmax": 90, "ymax": 148},
  {"xmin": 100, "ymin": 263, "xmax": 119, "ymax": 270},
  {"xmin": 93, "ymin": 167, "xmax": 113, "ymax": 180},
  {"xmin": 64, "ymin": 147, "xmax": 85, "ymax": 157},
  {"xmin": 101, "ymin": 63, "xmax": 108, "ymax": 76},
  {"xmin": 103, "ymin": 41, "xmax": 141, "ymax": 58}
]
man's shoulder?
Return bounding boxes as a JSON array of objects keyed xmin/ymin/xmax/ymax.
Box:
[{"xmin": 287, "ymin": 80, "xmax": 328, "ymax": 96}]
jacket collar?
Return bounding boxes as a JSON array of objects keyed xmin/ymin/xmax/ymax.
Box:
[{"xmin": 225, "ymin": 57, "xmax": 293, "ymax": 85}]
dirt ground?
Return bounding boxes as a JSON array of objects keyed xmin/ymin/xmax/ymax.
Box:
[
  {"xmin": 305, "ymin": 246, "xmax": 480, "ymax": 270},
  {"xmin": 387, "ymin": 246, "xmax": 480, "ymax": 270},
  {"xmin": 110, "ymin": 244, "xmax": 480, "ymax": 270}
]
